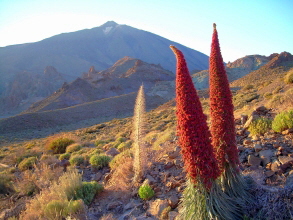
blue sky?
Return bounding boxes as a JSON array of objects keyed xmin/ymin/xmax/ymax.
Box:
[{"xmin": 0, "ymin": 0, "xmax": 292, "ymax": 62}]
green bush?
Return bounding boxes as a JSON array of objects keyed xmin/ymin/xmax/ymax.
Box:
[
  {"xmin": 138, "ymin": 183, "xmax": 155, "ymax": 200},
  {"xmin": 43, "ymin": 199, "xmax": 84, "ymax": 219},
  {"xmin": 117, "ymin": 140, "xmax": 132, "ymax": 152},
  {"xmin": 272, "ymin": 110, "xmax": 293, "ymax": 132},
  {"xmin": 263, "ymin": 92, "xmax": 273, "ymax": 99},
  {"xmin": 284, "ymin": 69, "xmax": 293, "ymax": 84},
  {"xmin": 74, "ymin": 181, "xmax": 103, "ymax": 205},
  {"xmin": 18, "ymin": 156, "xmax": 37, "ymax": 171},
  {"xmin": 89, "ymin": 155, "xmax": 111, "ymax": 169},
  {"xmin": 48, "ymin": 137, "xmax": 75, "ymax": 154},
  {"xmin": 248, "ymin": 117, "xmax": 272, "ymax": 136},
  {"xmin": 59, "ymin": 153, "xmax": 71, "ymax": 160},
  {"xmin": 66, "ymin": 143, "xmax": 82, "ymax": 153},
  {"xmin": 69, "ymin": 155, "xmax": 84, "ymax": 166}
]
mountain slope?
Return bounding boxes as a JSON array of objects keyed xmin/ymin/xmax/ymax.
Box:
[
  {"xmin": 0, "ymin": 21, "xmax": 208, "ymax": 92},
  {"xmin": 0, "ymin": 92, "xmax": 166, "ymax": 136},
  {"xmin": 192, "ymin": 54, "xmax": 271, "ymax": 90},
  {"xmin": 25, "ymin": 57, "xmax": 174, "ymax": 113}
]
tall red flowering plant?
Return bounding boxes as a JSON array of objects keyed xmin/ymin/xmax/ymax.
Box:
[
  {"xmin": 209, "ymin": 24, "xmax": 250, "ymax": 204},
  {"xmin": 209, "ymin": 23, "xmax": 239, "ymax": 171},
  {"xmin": 170, "ymin": 45, "xmax": 219, "ymax": 189},
  {"xmin": 170, "ymin": 46, "xmax": 242, "ymax": 220}
]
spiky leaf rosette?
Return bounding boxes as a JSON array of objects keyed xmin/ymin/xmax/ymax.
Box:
[
  {"xmin": 133, "ymin": 84, "xmax": 147, "ymax": 183},
  {"xmin": 170, "ymin": 45, "xmax": 219, "ymax": 189},
  {"xmin": 209, "ymin": 23, "xmax": 239, "ymax": 171}
]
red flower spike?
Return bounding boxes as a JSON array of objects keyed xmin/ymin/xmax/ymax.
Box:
[
  {"xmin": 209, "ymin": 24, "xmax": 240, "ymax": 171},
  {"xmin": 170, "ymin": 45, "xmax": 220, "ymax": 189}
]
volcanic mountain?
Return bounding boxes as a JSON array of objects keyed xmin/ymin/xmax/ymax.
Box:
[{"xmin": 0, "ymin": 21, "xmax": 209, "ymax": 109}]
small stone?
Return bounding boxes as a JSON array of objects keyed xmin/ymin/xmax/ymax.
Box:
[
  {"xmin": 278, "ymin": 156, "xmax": 293, "ymax": 165},
  {"xmin": 254, "ymin": 144, "xmax": 262, "ymax": 152},
  {"xmin": 146, "ymin": 175, "xmax": 156, "ymax": 184},
  {"xmin": 167, "ymin": 151, "xmax": 179, "ymax": 159},
  {"xmin": 248, "ymin": 155, "xmax": 262, "ymax": 167},
  {"xmin": 238, "ymin": 145, "xmax": 245, "ymax": 151},
  {"xmin": 107, "ymin": 201, "xmax": 121, "ymax": 210},
  {"xmin": 271, "ymin": 160, "xmax": 281, "ymax": 172},
  {"xmin": 168, "ymin": 195, "xmax": 179, "ymax": 209},
  {"xmin": 259, "ymin": 149, "xmax": 274, "ymax": 165},
  {"xmin": 165, "ymin": 162, "xmax": 174, "ymax": 170},
  {"xmin": 105, "ymin": 148, "xmax": 120, "ymax": 157},
  {"xmin": 168, "ymin": 211, "xmax": 179, "ymax": 220},
  {"xmin": 282, "ymin": 128, "xmax": 293, "ymax": 135},
  {"xmin": 92, "ymin": 172, "xmax": 103, "ymax": 181},
  {"xmin": 243, "ymin": 139, "xmax": 253, "ymax": 146},
  {"xmin": 174, "ymin": 159, "xmax": 181, "ymax": 166},
  {"xmin": 265, "ymin": 170, "xmax": 275, "ymax": 177}
]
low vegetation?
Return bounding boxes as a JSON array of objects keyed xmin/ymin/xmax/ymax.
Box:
[
  {"xmin": 272, "ymin": 109, "xmax": 293, "ymax": 132},
  {"xmin": 284, "ymin": 68, "xmax": 293, "ymax": 84},
  {"xmin": 138, "ymin": 183, "xmax": 155, "ymax": 200},
  {"xmin": 47, "ymin": 137, "xmax": 75, "ymax": 154},
  {"xmin": 248, "ymin": 117, "xmax": 272, "ymax": 136}
]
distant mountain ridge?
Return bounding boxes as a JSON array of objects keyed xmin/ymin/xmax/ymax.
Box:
[
  {"xmin": 25, "ymin": 56, "xmax": 174, "ymax": 113},
  {"xmin": 0, "ymin": 21, "xmax": 208, "ymax": 94}
]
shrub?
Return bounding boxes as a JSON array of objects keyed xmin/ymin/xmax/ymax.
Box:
[
  {"xmin": 89, "ymin": 155, "xmax": 111, "ymax": 169},
  {"xmin": 0, "ymin": 174, "xmax": 13, "ymax": 195},
  {"xmin": 74, "ymin": 181, "xmax": 103, "ymax": 205},
  {"xmin": 248, "ymin": 117, "xmax": 272, "ymax": 135},
  {"xmin": 117, "ymin": 140, "xmax": 132, "ymax": 152},
  {"xmin": 109, "ymin": 149, "xmax": 133, "ymax": 170},
  {"xmin": 59, "ymin": 153, "xmax": 70, "ymax": 160},
  {"xmin": 138, "ymin": 183, "xmax": 154, "ymax": 200},
  {"xmin": 95, "ymin": 140, "xmax": 107, "ymax": 147},
  {"xmin": 43, "ymin": 199, "xmax": 84, "ymax": 220},
  {"xmin": 272, "ymin": 110, "xmax": 293, "ymax": 132},
  {"xmin": 69, "ymin": 155, "xmax": 84, "ymax": 166},
  {"xmin": 66, "ymin": 143, "xmax": 82, "ymax": 153},
  {"xmin": 48, "ymin": 137, "xmax": 75, "ymax": 154},
  {"xmin": 284, "ymin": 68, "xmax": 293, "ymax": 84},
  {"xmin": 18, "ymin": 156, "xmax": 37, "ymax": 171}
]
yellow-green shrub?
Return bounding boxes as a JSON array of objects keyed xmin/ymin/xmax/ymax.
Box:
[
  {"xmin": 69, "ymin": 155, "xmax": 84, "ymax": 166},
  {"xmin": 284, "ymin": 68, "xmax": 293, "ymax": 84},
  {"xmin": 248, "ymin": 117, "xmax": 272, "ymax": 135},
  {"xmin": 109, "ymin": 149, "xmax": 133, "ymax": 170},
  {"xmin": 18, "ymin": 156, "xmax": 37, "ymax": 171},
  {"xmin": 59, "ymin": 153, "xmax": 70, "ymax": 160},
  {"xmin": 272, "ymin": 110, "xmax": 293, "ymax": 132},
  {"xmin": 48, "ymin": 137, "xmax": 75, "ymax": 154},
  {"xmin": 138, "ymin": 183, "xmax": 154, "ymax": 200},
  {"xmin": 66, "ymin": 143, "xmax": 82, "ymax": 153},
  {"xmin": 89, "ymin": 155, "xmax": 111, "ymax": 169}
]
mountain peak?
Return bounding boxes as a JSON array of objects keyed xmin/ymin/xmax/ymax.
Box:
[{"xmin": 101, "ymin": 21, "xmax": 118, "ymax": 27}]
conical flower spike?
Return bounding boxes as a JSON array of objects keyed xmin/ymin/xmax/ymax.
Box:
[
  {"xmin": 170, "ymin": 45, "xmax": 220, "ymax": 189},
  {"xmin": 209, "ymin": 23, "xmax": 240, "ymax": 171}
]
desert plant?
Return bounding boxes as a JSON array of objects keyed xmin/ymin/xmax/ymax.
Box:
[
  {"xmin": 89, "ymin": 155, "xmax": 111, "ymax": 169},
  {"xmin": 272, "ymin": 110, "xmax": 293, "ymax": 132},
  {"xmin": 59, "ymin": 153, "xmax": 71, "ymax": 160},
  {"xmin": 138, "ymin": 183, "xmax": 154, "ymax": 200},
  {"xmin": 48, "ymin": 137, "xmax": 75, "ymax": 154},
  {"xmin": 248, "ymin": 117, "xmax": 272, "ymax": 135},
  {"xmin": 74, "ymin": 181, "xmax": 103, "ymax": 205},
  {"xmin": 243, "ymin": 84, "xmax": 254, "ymax": 90},
  {"xmin": 18, "ymin": 156, "xmax": 37, "ymax": 171},
  {"xmin": 269, "ymin": 94, "xmax": 285, "ymax": 108},
  {"xmin": 117, "ymin": 140, "xmax": 132, "ymax": 152},
  {"xmin": 284, "ymin": 68, "xmax": 293, "ymax": 84},
  {"xmin": 66, "ymin": 143, "xmax": 82, "ymax": 153},
  {"xmin": 209, "ymin": 23, "xmax": 250, "ymax": 210},
  {"xmin": 263, "ymin": 92, "xmax": 273, "ymax": 99},
  {"xmin": 133, "ymin": 84, "xmax": 147, "ymax": 183},
  {"xmin": 69, "ymin": 155, "xmax": 84, "ymax": 166},
  {"xmin": 170, "ymin": 45, "xmax": 235, "ymax": 219}
]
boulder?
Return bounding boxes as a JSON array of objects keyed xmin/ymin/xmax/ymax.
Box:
[
  {"xmin": 278, "ymin": 156, "xmax": 293, "ymax": 165},
  {"xmin": 168, "ymin": 211, "xmax": 179, "ymax": 220},
  {"xmin": 105, "ymin": 148, "xmax": 120, "ymax": 157},
  {"xmin": 254, "ymin": 144, "xmax": 262, "ymax": 152},
  {"xmin": 168, "ymin": 194, "xmax": 179, "ymax": 209}
]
